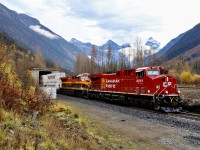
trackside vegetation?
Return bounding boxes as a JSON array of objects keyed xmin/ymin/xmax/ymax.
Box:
[{"xmin": 0, "ymin": 32, "xmax": 110, "ymax": 149}]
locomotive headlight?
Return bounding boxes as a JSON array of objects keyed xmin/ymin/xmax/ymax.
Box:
[
  {"xmin": 165, "ymin": 90, "xmax": 168, "ymax": 94},
  {"xmin": 178, "ymin": 90, "xmax": 181, "ymax": 94},
  {"xmin": 148, "ymin": 90, "xmax": 150, "ymax": 93},
  {"xmin": 156, "ymin": 85, "xmax": 160, "ymax": 89}
]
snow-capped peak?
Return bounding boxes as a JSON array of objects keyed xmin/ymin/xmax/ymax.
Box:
[
  {"xmin": 70, "ymin": 38, "xmax": 82, "ymax": 44},
  {"xmin": 145, "ymin": 37, "xmax": 160, "ymax": 50}
]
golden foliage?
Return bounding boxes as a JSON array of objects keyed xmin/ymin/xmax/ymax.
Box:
[
  {"xmin": 50, "ymin": 104, "xmax": 72, "ymax": 114},
  {"xmin": 0, "ymin": 40, "xmax": 51, "ymax": 114},
  {"xmin": 180, "ymin": 71, "xmax": 193, "ymax": 84}
]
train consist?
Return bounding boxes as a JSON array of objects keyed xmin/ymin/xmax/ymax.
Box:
[{"xmin": 59, "ymin": 66, "xmax": 182, "ymax": 112}]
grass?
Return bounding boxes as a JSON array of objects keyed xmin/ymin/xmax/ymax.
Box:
[
  {"xmin": 56, "ymin": 99, "xmax": 138, "ymax": 150},
  {"xmin": 0, "ymin": 98, "xmax": 174, "ymax": 150},
  {"xmin": 0, "ymin": 102, "xmax": 106, "ymax": 150}
]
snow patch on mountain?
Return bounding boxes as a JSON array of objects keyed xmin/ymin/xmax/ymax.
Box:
[
  {"xmin": 145, "ymin": 37, "xmax": 160, "ymax": 50},
  {"xmin": 70, "ymin": 38, "xmax": 131, "ymax": 55},
  {"xmin": 29, "ymin": 25, "xmax": 59, "ymax": 39}
]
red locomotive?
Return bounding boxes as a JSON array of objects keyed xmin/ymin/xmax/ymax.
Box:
[{"xmin": 88, "ymin": 66, "xmax": 182, "ymax": 112}]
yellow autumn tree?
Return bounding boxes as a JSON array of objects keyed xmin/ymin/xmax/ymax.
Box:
[
  {"xmin": 180, "ymin": 71, "xmax": 193, "ymax": 84},
  {"xmin": 0, "ymin": 40, "xmax": 51, "ymax": 114}
]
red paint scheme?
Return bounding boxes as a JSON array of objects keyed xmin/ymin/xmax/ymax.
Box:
[{"xmin": 89, "ymin": 66, "xmax": 180, "ymax": 97}]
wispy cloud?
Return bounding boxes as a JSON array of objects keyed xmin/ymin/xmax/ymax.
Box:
[{"xmin": 29, "ymin": 25, "xmax": 59, "ymax": 39}]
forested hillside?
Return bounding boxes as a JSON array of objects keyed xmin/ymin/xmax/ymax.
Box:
[
  {"xmin": 0, "ymin": 31, "xmax": 51, "ymax": 116},
  {"xmin": 0, "ymin": 32, "xmax": 109, "ymax": 149}
]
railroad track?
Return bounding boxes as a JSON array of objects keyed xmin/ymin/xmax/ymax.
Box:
[
  {"xmin": 129, "ymin": 103, "xmax": 200, "ymax": 121},
  {"xmin": 59, "ymin": 94, "xmax": 200, "ymax": 122},
  {"xmin": 169, "ymin": 111, "xmax": 200, "ymax": 121}
]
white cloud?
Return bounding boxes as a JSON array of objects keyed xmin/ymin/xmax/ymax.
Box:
[
  {"xmin": 1, "ymin": 0, "xmax": 200, "ymax": 47},
  {"xmin": 29, "ymin": 25, "xmax": 59, "ymax": 39}
]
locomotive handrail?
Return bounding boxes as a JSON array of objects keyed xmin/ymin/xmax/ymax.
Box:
[
  {"xmin": 154, "ymin": 86, "xmax": 161, "ymax": 95},
  {"xmin": 158, "ymin": 86, "xmax": 167, "ymax": 97}
]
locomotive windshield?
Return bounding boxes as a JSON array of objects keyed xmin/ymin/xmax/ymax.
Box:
[
  {"xmin": 147, "ymin": 67, "xmax": 168, "ymax": 76},
  {"xmin": 147, "ymin": 70, "xmax": 159, "ymax": 76}
]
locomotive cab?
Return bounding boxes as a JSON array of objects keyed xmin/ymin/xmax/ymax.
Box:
[{"xmin": 143, "ymin": 66, "xmax": 182, "ymax": 112}]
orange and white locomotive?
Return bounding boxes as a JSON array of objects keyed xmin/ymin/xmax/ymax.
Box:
[{"xmin": 59, "ymin": 73, "xmax": 90, "ymax": 97}]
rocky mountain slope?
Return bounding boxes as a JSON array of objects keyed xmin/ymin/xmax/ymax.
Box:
[
  {"xmin": 0, "ymin": 3, "xmax": 81, "ymax": 69},
  {"xmin": 158, "ymin": 23, "xmax": 200, "ymax": 60}
]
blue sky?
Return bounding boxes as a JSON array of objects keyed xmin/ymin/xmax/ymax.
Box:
[{"xmin": 0, "ymin": 0, "xmax": 200, "ymax": 47}]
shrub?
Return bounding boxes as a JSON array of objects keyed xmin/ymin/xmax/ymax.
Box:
[
  {"xmin": 193, "ymin": 74, "xmax": 200, "ymax": 86},
  {"xmin": 50, "ymin": 104, "xmax": 72, "ymax": 114},
  {"xmin": 180, "ymin": 71, "xmax": 193, "ymax": 84}
]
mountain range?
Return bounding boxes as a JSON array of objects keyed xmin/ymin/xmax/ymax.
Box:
[{"xmin": 70, "ymin": 38, "xmax": 130, "ymax": 55}]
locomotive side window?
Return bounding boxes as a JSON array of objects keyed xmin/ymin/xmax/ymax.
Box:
[{"xmin": 136, "ymin": 71, "xmax": 144, "ymax": 78}]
